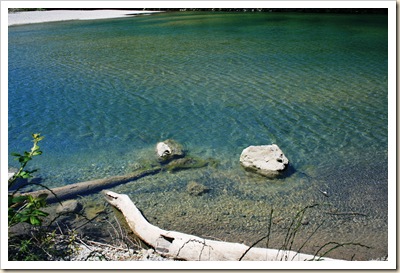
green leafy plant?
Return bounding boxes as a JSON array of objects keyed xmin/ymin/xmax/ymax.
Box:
[
  {"xmin": 8, "ymin": 194, "xmax": 49, "ymax": 227},
  {"xmin": 8, "ymin": 227, "xmax": 78, "ymax": 261},
  {"xmin": 9, "ymin": 133, "xmax": 44, "ymax": 188},
  {"xmin": 8, "ymin": 133, "xmax": 49, "ymax": 227}
]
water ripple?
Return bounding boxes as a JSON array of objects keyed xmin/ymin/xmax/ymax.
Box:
[{"xmin": 8, "ymin": 13, "xmax": 388, "ymax": 260}]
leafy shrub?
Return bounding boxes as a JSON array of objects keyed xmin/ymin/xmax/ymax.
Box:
[{"xmin": 8, "ymin": 134, "xmax": 49, "ymax": 227}]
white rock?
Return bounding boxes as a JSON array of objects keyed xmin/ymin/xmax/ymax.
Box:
[
  {"xmin": 240, "ymin": 144, "xmax": 289, "ymax": 177},
  {"xmin": 156, "ymin": 142, "xmax": 172, "ymax": 158},
  {"xmin": 8, "ymin": 171, "xmax": 28, "ymax": 191},
  {"xmin": 156, "ymin": 139, "xmax": 185, "ymax": 162}
]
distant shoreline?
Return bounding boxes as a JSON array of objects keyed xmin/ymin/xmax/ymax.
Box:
[
  {"xmin": 7, "ymin": 8, "xmax": 387, "ymax": 26},
  {"xmin": 8, "ymin": 8, "xmax": 388, "ymax": 14},
  {"xmin": 8, "ymin": 9, "xmax": 162, "ymax": 26}
]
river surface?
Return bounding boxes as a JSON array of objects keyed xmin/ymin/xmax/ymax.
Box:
[{"xmin": 8, "ymin": 12, "xmax": 388, "ymax": 260}]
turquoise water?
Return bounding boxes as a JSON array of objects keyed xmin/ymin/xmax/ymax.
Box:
[{"xmin": 8, "ymin": 12, "xmax": 388, "ymax": 260}]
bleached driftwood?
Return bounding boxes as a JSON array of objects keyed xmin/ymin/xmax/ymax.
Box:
[{"xmin": 103, "ymin": 190, "xmax": 341, "ymax": 261}]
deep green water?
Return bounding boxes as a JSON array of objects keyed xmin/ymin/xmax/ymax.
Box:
[{"xmin": 8, "ymin": 12, "xmax": 388, "ymax": 260}]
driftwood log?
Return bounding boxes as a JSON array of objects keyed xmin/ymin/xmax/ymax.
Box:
[
  {"xmin": 18, "ymin": 167, "xmax": 161, "ymax": 203},
  {"xmin": 16, "ymin": 155, "xmax": 212, "ymax": 203},
  {"xmin": 103, "ymin": 190, "xmax": 341, "ymax": 261}
]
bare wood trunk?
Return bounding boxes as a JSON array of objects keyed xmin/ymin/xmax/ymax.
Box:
[
  {"xmin": 18, "ymin": 167, "xmax": 161, "ymax": 203},
  {"xmin": 103, "ymin": 190, "xmax": 342, "ymax": 261}
]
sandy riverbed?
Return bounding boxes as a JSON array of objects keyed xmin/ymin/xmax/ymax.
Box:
[{"xmin": 8, "ymin": 9, "xmax": 161, "ymax": 26}]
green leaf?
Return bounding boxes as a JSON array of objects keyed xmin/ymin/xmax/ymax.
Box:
[
  {"xmin": 20, "ymin": 171, "xmax": 32, "ymax": 179},
  {"xmin": 31, "ymin": 151, "xmax": 42, "ymax": 156},
  {"xmin": 32, "ymin": 133, "xmax": 44, "ymax": 141},
  {"xmin": 19, "ymin": 215, "xmax": 30, "ymax": 223},
  {"xmin": 29, "ymin": 216, "xmax": 41, "ymax": 225},
  {"xmin": 33, "ymin": 210, "xmax": 48, "ymax": 217},
  {"xmin": 27, "ymin": 195, "xmax": 35, "ymax": 203},
  {"xmin": 11, "ymin": 196, "xmax": 28, "ymax": 204},
  {"xmin": 18, "ymin": 156, "xmax": 31, "ymax": 164},
  {"xmin": 8, "ymin": 206, "xmax": 16, "ymax": 215},
  {"xmin": 37, "ymin": 198, "xmax": 47, "ymax": 207},
  {"xmin": 10, "ymin": 152, "xmax": 21, "ymax": 157}
]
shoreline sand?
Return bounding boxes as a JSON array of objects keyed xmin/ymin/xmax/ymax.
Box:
[{"xmin": 8, "ymin": 9, "xmax": 161, "ymax": 26}]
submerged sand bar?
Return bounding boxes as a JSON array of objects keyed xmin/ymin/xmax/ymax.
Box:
[{"xmin": 8, "ymin": 9, "xmax": 162, "ymax": 26}]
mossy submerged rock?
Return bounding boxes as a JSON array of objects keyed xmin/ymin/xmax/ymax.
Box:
[
  {"xmin": 156, "ymin": 139, "xmax": 185, "ymax": 162},
  {"xmin": 240, "ymin": 144, "xmax": 289, "ymax": 178},
  {"xmin": 56, "ymin": 199, "xmax": 82, "ymax": 214},
  {"xmin": 164, "ymin": 157, "xmax": 210, "ymax": 172},
  {"xmin": 186, "ymin": 181, "xmax": 210, "ymax": 196}
]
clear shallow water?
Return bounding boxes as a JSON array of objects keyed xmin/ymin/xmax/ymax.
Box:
[{"xmin": 8, "ymin": 12, "xmax": 388, "ymax": 260}]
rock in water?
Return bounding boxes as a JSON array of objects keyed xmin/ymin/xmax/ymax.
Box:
[
  {"xmin": 156, "ymin": 139, "xmax": 185, "ymax": 162},
  {"xmin": 8, "ymin": 169, "xmax": 28, "ymax": 191},
  {"xmin": 8, "ymin": 172, "xmax": 15, "ymax": 180},
  {"xmin": 239, "ymin": 144, "xmax": 289, "ymax": 178},
  {"xmin": 165, "ymin": 157, "xmax": 209, "ymax": 172},
  {"xmin": 56, "ymin": 199, "xmax": 82, "ymax": 214},
  {"xmin": 186, "ymin": 181, "xmax": 210, "ymax": 196}
]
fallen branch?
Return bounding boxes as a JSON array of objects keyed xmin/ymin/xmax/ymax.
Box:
[
  {"xmin": 16, "ymin": 155, "xmax": 215, "ymax": 203},
  {"xmin": 18, "ymin": 167, "xmax": 161, "ymax": 203},
  {"xmin": 103, "ymin": 190, "xmax": 342, "ymax": 261}
]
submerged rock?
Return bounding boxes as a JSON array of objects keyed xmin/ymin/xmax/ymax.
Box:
[
  {"xmin": 156, "ymin": 139, "xmax": 185, "ymax": 163},
  {"xmin": 8, "ymin": 168, "xmax": 28, "ymax": 191},
  {"xmin": 8, "ymin": 172, "xmax": 15, "ymax": 180},
  {"xmin": 186, "ymin": 181, "xmax": 210, "ymax": 196},
  {"xmin": 56, "ymin": 199, "xmax": 82, "ymax": 214},
  {"xmin": 240, "ymin": 144, "xmax": 289, "ymax": 178},
  {"xmin": 165, "ymin": 157, "xmax": 209, "ymax": 172}
]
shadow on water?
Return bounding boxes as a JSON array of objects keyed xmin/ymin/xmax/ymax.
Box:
[{"xmin": 278, "ymin": 163, "xmax": 297, "ymax": 179}]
